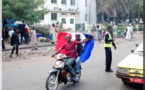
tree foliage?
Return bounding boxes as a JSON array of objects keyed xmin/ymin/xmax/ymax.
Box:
[
  {"xmin": 2, "ymin": 0, "xmax": 49, "ymax": 25},
  {"xmin": 96, "ymin": 0, "xmax": 143, "ymax": 18}
]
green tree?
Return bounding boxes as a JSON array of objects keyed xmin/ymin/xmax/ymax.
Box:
[
  {"xmin": 2, "ymin": 0, "xmax": 49, "ymax": 25},
  {"xmin": 96, "ymin": 0, "xmax": 143, "ymax": 22}
]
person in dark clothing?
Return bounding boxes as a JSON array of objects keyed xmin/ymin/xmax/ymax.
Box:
[
  {"xmin": 75, "ymin": 34, "xmax": 83, "ymax": 74},
  {"xmin": 10, "ymin": 28, "xmax": 20, "ymax": 57},
  {"xmin": 20, "ymin": 21, "xmax": 28, "ymax": 44},
  {"xmin": 2, "ymin": 28, "xmax": 6, "ymax": 49},
  {"xmin": 104, "ymin": 26, "xmax": 117, "ymax": 72}
]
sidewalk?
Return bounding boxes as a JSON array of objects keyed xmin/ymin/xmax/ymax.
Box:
[
  {"xmin": 3, "ymin": 31, "xmax": 142, "ymax": 51},
  {"xmin": 3, "ymin": 41, "xmax": 54, "ymax": 51}
]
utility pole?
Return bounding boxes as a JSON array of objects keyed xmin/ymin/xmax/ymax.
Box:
[
  {"xmin": 89, "ymin": 0, "xmax": 91, "ymax": 24},
  {"xmin": 128, "ymin": 0, "xmax": 130, "ymax": 23},
  {"xmin": 137, "ymin": 1, "xmax": 141, "ymax": 32},
  {"xmin": 126, "ymin": 0, "xmax": 130, "ymax": 24},
  {"xmin": 138, "ymin": 2, "xmax": 141, "ymax": 24}
]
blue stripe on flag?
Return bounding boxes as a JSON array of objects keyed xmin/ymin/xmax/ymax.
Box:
[{"xmin": 80, "ymin": 34, "xmax": 94, "ymax": 63}]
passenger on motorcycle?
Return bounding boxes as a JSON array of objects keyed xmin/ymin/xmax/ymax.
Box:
[
  {"xmin": 52, "ymin": 34, "xmax": 92, "ymax": 81},
  {"xmin": 75, "ymin": 34, "xmax": 83, "ymax": 74}
]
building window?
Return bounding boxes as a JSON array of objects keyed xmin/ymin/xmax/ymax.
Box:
[
  {"xmin": 51, "ymin": 13, "xmax": 57, "ymax": 20},
  {"xmin": 85, "ymin": 14, "xmax": 87, "ymax": 21},
  {"xmin": 41, "ymin": 13, "xmax": 44, "ymax": 20},
  {"xmin": 51, "ymin": 0, "xmax": 57, "ymax": 3},
  {"xmin": 70, "ymin": 0, "xmax": 75, "ymax": 5},
  {"xmin": 61, "ymin": 18, "xmax": 66, "ymax": 24},
  {"xmin": 61, "ymin": 0, "xmax": 66, "ymax": 4},
  {"xmin": 85, "ymin": 0, "xmax": 87, "ymax": 7},
  {"xmin": 70, "ymin": 19, "xmax": 74, "ymax": 24}
]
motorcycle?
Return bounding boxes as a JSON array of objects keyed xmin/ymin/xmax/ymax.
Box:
[{"xmin": 46, "ymin": 54, "xmax": 81, "ymax": 90}]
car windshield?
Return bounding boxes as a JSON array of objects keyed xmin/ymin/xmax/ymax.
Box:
[{"xmin": 134, "ymin": 42, "xmax": 143, "ymax": 54}]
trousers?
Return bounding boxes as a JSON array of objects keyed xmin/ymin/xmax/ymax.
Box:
[
  {"xmin": 105, "ymin": 48, "xmax": 112, "ymax": 71},
  {"xmin": 11, "ymin": 45, "xmax": 19, "ymax": 55},
  {"xmin": 64, "ymin": 58, "xmax": 76, "ymax": 76},
  {"xmin": 75, "ymin": 56, "xmax": 81, "ymax": 73}
]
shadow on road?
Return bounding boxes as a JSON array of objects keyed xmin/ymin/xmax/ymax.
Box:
[{"xmin": 123, "ymin": 83, "xmax": 143, "ymax": 90}]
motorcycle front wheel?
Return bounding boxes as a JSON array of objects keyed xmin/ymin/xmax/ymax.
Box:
[{"xmin": 46, "ymin": 73, "xmax": 59, "ymax": 90}]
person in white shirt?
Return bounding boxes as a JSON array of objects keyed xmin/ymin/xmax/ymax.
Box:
[{"xmin": 125, "ymin": 24, "xmax": 133, "ymax": 41}]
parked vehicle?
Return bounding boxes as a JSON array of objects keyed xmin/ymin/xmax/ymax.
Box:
[{"xmin": 116, "ymin": 42, "xmax": 143, "ymax": 84}]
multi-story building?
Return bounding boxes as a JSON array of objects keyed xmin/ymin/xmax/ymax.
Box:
[{"xmin": 40, "ymin": 0, "xmax": 96, "ymax": 31}]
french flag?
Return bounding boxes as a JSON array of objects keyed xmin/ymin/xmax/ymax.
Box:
[{"xmin": 55, "ymin": 32, "xmax": 94, "ymax": 63}]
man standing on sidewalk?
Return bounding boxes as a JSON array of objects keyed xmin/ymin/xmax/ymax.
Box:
[
  {"xmin": 104, "ymin": 26, "xmax": 117, "ymax": 72},
  {"xmin": 30, "ymin": 27, "xmax": 38, "ymax": 50},
  {"xmin": 19, "ymin": 21, "xmax": 28, "ymax": 44}
]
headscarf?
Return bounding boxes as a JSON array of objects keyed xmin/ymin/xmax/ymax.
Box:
[{"xmin": 52, "ymin": 23, "xmax": 55, "ymax": 28}]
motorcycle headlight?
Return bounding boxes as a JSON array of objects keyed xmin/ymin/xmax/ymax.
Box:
[{"xmin": 117, "ymin": 67, "xmax": 129, "ymax": 74}]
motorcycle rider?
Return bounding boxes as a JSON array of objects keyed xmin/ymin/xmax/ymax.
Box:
[{"xmin": 52, "ymin": 34, "xmax": 92, "ymax": 81}]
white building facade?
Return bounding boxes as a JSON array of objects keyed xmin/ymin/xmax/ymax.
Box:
[{"xmin": 40, "ymin": 0, "xmax": 96, "ymax": 31}]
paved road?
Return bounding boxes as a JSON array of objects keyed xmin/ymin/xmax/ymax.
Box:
[{"xmin": 3, "ymin": 33, "xmax": 143, "ymax": 90}]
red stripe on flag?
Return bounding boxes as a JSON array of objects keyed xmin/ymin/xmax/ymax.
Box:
[{"xmin": 55, "ymin": 32, "xmax": 72, "ymax": 55}]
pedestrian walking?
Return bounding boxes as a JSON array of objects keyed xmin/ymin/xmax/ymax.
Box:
[
  {"xmin": 10, "ymin": 28, "xmax": 20, "ymax": 57},
  {"xmin": 104, "ymin": 26, "xmax": 117, "ymax": 72},
  {"xmin": 130, "ymin": 24, "xmax": 134, "ymax": 39},
  {"xmin": 50, "ymin": 23, "xmax": 57, "ymax": 44},
  {"xmin": 25, "ymin": 26, "xmax": 29, "ymax": 43},
  {"xmin": 30, "ymin": 27, "xmax": 37, "ymax": 50},
  {"xmin": 91, "ymin": 25, "xmax": 97, "ymax": 40},
  {"xmin": 122, "ymin": 27, "xmax": 127, "ymax": 38},
  {"xmin": 96, "ymin": 25, "xmax": 102, "ymax": 43},
  {"xmin": 125, "ymin": 24, "xmax": 133, "ymax": 41}
]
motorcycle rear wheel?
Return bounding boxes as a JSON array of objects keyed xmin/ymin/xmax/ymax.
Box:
[{"xmin": 46, "ymin": 73, "xmax": 59, "ymax": 90}]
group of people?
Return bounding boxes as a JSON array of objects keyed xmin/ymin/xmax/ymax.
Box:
[
  {"xmin": 2, "ymin": 21, "xmax": 38, "ymax": 57},
  {"xmin": 52, "ymin": 33, "xmax": 92, "ymax": 81},
  {"xmin": 51, "ymin": 25, "xmax": 117, "ymax": 82},
  {"xmin": 4, "ymin": 20, "xmax": 117, "ymax": 75},
  {"xmin": 10, "ymin": 26, "xmax": 38, "ymax": 57},
  {"xmin": 91, "ymin": 25, "xmax": 106, "ymax": 43}
]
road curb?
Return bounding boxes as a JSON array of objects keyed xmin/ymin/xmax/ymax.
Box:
[{"xmin": 2, "ymin": 44, "xmax": 55, "ymax": 52}]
